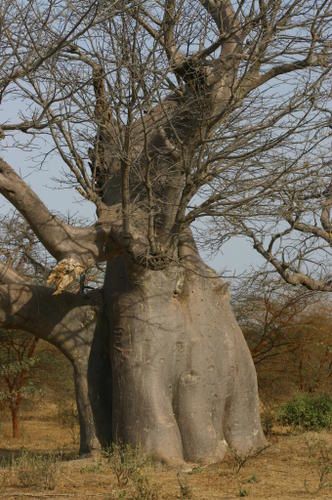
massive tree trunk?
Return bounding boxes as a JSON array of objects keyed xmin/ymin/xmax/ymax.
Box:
[{"xmin": 93, "ymin": 248, "xmax": 266, "ymax": 464}]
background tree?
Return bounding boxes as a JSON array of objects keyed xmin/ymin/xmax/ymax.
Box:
[
  {"xmin": 0, "ymin": 330, "xmax": 39, "ymax": 438},
  {"xmin": 233, "ymin": 275, "xmax": 332, "ymax": 397},
  {"xmin": 233, "ymin": 275, "xmax": 323, "ymax": 364},
  {"xmin": 0, "ymin": 0, "xmax": 331, "ymax": 463}
]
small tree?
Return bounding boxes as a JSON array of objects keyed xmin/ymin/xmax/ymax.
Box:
[{"xmin": 0, "ymin": 329, "xmax": 39, "ymax": 438}]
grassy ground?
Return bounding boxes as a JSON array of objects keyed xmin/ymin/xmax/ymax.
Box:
[
  {"xmin": 0, "ymin": 415, "xmax": 331, "ymax": 499},
  {"xmin": 0, "ymin": 342, "xmax": 331, "ymax": 498}
]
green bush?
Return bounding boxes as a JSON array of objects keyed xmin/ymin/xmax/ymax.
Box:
[{"xmin": 277, "ymin": 393, "xmax": 332, "ymax": 430}]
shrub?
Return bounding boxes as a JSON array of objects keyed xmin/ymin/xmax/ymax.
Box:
[
  {"xmin": 103, "ymin": 444, "xmax": 150, "ymax": 487},
  {"xmin": 177, "ymin": 472, "xmax": 193, "ymax": 499},
  {"xmin": 304, "ymin": 436, "xmax": 332, "ymax": 494},
  {"xmin": 57, "ymin": 403, "xmax": 80, "ymax": 445},
  {"xmin": 131, "ymin": 471, "xmax": 159, "ymax": 500},
  {"xmin": 104, "ymin": 445, "xmax": 158, "ymax": 499},
  {"xmin": 15, "ymin": 452, "xmax": 58, "ymax": 490},
  {"xmin": 277, "ymin": 394, "xmax": 332, "ymax": 431},
  {"xmin": 261, "ymin": 408, "xmax": 274, "ymax": 436}
]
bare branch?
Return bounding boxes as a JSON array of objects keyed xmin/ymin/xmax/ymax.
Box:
[
  {"xmin": 241, "ymin": 223, "xmax": 332, "ymax": 292},
  {"xmin": 0, "ymin": 1, "xmax": 99, "ymax": 91}
]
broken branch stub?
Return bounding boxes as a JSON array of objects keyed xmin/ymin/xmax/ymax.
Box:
[{"xmin": 47, "ymin": 258, "xmax": 85, "ymax": 295}]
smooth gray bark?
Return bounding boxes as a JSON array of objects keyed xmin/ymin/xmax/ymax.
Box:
[{"xmin": 102, "ymin": 253, "xmax": 266, "ymax": 464}]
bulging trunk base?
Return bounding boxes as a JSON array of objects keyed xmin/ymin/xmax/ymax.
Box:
[{"xmin": 101, "ymin": 256, "xmax": 266, "ymax": 465}]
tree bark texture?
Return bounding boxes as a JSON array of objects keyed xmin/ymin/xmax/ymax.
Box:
[{"xmin": 98, "ymin": 253, "xmax": 266, "ymax": 464}]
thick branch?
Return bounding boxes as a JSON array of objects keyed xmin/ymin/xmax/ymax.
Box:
[
  {"xmin": 252, "ymin": 54, "xmax": 329, "ymax": 90},
  {"xmin": 285, "ymin": 213, "xmax": 332, "ymax": 244},
  {"xmin": 0, "ymin": 261, "xmax": 29, "ymax": 285},
  {"xmin": 199, "ymin": 0, "xmax": 241, "ymax": 61},
  {"xmin": 0, "ymin": 158, "xmax": 121, "ymax": 265},
  {"xmin": 0, "ymin": 283, "xmax": 101, "ymax": 361},
  {"xmin": 321, "ymin": 205, "xmax": 332, "ymax": 233},
  {"xmin": 162, "ymin": 0, "xmax": 184, "ymax": 67},
  {"xmin": 0, "ymin": 282, "xmax": 103, "ymax": 454}
]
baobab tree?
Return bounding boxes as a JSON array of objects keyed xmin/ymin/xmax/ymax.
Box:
[{"xmin": 0, "ymin": 0, "xmax": 331, "ymax": 463}]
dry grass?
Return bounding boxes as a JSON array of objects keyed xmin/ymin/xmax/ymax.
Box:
[
  {"xmin": 0, "ymin": 358, "xmax": 331, "ymax": 500},
  {"xmin": 0, "ymin": 413, "xmax": 331, "ymax": 499}
]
